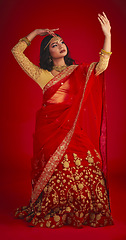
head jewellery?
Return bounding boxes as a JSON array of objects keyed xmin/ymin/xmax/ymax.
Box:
[{"xmin": 44, "ymin": 33, "xmax": 62, "ymax": 50}]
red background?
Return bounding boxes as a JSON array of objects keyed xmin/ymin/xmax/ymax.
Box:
[{"xmin": 0, "ymin": 0, "xmax": 126, "ymax": 239}]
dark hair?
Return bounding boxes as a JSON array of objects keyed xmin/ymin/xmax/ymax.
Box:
[{"xmin": 39, "ymin": 34, "xmax": 75, "ymax": 71}]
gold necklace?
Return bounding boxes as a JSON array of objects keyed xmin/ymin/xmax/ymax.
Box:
[{"xmin": 52, "ymin": 65, "xmax": 67, "ymax": 72}]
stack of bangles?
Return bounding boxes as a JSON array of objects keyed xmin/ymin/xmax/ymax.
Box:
[
  {"xmin": 99, "ymin": 49, "xmax": 112, "ymax": 58},
  {"xmin": 19, "ymin": 37, "xmax": 31, "ymax": 46}
]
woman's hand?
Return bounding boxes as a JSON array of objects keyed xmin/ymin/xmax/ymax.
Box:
[
  {"xmin": 26, "ymin": 28, "xmax": 59, "ymax": 42},
  {"xmin": 98, "ymin": 12, "xmax": 111, "ymax": 37},
  {"xmin": 36, "ymin": 28, "xmax": 59, "ymax": 36}
]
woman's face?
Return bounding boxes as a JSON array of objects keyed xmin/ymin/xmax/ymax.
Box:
[{"xmin": 49, "ymin": 37, "xmax": 67, "ymax": 60}]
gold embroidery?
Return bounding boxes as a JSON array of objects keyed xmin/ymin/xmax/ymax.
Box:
[
  {"xmin": 45, "ymin": 214, "xmax": 50, "ymax": 220},
  {"xmin": 36, "ymin": 212, "xmax": 41, "ymax": 216},
  {"xmin": 46, "ymin": 221, "xmax": 51, "ymax": 227},
  {"xmin": 86, "ymin": 150, "xmax": 94, "ymax": 164},
  {"xmin": 101, "ymin": 179, "xmax": 105, "ymax": 186},
  {"xmin": 16, "ymin": 146, "xmax": 113, "ymax": 227},
  {"xmin": 94, "ymin": 149, "xmax": 101, "ymax": 159},
  {"xmin": 61, "ymin": 154, "xmax": 70, "ymax": 169},
  {"xmin": 54, "ymin": 215, "xmax": 60, "ymax": 222},
  {"xmin": 78, "ymin": 183, "xmax": 84, "ymax": 190},
  {"xmin": 97, "ymin": 203, "xmax": 103, "ymax": 209},
  {"xmin": 75, "ymin": 176, "xmax": 79, "ymax": 180},
  {"xmin": 72, "ymin": 185, "xmax": 77, "ymax": 191},
  {"xmin": 95, "ymin": 55, "xmax": 110, "ymax": 76},
  {"xmin": 84, "ymin": 175, "xmax": 88, "ymax": 179},
  {"xmin": 73, "ymin": 153, "xmax": 82, "ymax": 167},
  {"xmin": 66, "ymin": 206, "xmax": 71, "ymax": 212},
  {"xmin": 62, "ymin": 214, "xmax": 67, "ymax": 221},
  {"xmin": 80, "ymin": 212, "xmax": 84, "ymax": 218},
  {"xmin": 64, "ymin": 162, "xmax": 69, "ymax": 168},
  {"xmin": 96, "ymin": 213, "xmax": 102, "ymax": 221},
  {"xmin": 15, "ymin": 151, "xmax": 112, "ymax": 228}
]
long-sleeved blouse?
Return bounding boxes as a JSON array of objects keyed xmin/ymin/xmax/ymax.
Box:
[{"xmin": 11, "ymin": 39, "xmax": 110, "ymax": 89}]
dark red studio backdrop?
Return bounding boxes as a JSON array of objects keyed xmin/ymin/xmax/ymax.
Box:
[{"xmin": 0, "ymin": 0, "xmax": 126, "ymax": 239}]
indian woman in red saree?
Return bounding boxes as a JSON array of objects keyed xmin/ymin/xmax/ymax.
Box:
[{"xmin": 12, "ymin": 12, "xmax": 113, "ymax": 228}]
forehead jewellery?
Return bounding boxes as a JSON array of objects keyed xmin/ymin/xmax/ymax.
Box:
[{"xmin": 44, "ymin": 33, "xmax": 62, "ymax": 50}]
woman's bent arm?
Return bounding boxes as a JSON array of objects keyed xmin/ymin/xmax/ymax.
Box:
[
  {"xmin": 26, "ymin": 28, "xmax": 59, "ymax": 41},
  {"xmin": 11, "ymin": 30, "xmax": 43, "ymax": 82},
  {"xmin": 11, "ymin": 29, "xmax": 59, "ymax": 82}
]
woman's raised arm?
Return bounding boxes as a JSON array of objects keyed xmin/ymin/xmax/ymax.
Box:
[{"xmin": 95, "ymin": 12, "xmax": 112, "ymax": 76}]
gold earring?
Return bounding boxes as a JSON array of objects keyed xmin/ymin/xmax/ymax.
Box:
[{"xmin": 49, "ymin": 56, "xmax": 52, "ymax": 63}]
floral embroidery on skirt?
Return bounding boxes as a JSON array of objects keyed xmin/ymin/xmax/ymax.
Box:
[{"xmin": 15, "ymin": 149, "xmax": 113, "ymax": 228}]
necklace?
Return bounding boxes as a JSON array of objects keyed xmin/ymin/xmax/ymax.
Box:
[{"xmin": 52, "ymin": 65, "xmax": 67, "ymax": 72}]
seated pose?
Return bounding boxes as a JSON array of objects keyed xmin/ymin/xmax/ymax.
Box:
[{"xmin": 11, "ymin": 12, "xmax": 113, "ymax": 228}]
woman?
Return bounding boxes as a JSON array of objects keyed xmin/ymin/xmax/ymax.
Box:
[{"xmin": 11, "ymin": 12, "xmax": 113, "ymax": 228}]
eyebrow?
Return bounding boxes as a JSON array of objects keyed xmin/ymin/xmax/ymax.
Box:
[{"xmin": 51, "ymin": 39, "xmax": 63, "ymax": 46}]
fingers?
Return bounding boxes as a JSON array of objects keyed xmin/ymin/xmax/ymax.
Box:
[
  {"xmin": 47, "ymin": 28, "xmax": 59, "ymax": 36},
  {"xmin": 98, "ymin": 16, "xmax": 103, "ymax": 26},
  {"xmin": 38, "ymin": 28, "xmax": 59, "ymax": 36},
  {"xmin": 102, "ymin": 12, "xmax": 109, "ymax": 22},
  {"xmin": 47, "ymin": 30, "xmax": 55, "ymax": 36},
  {"xmin": 98, "ymin": 12, "xmax": 109, "ymax": 24},
  {"xmin": 102, "ymin": 12, "xmax": 107, "ymax": 19},
  {"xmin": 98, "ymin": 14, "xmax": 106, "ymax": 24},
  {"xmin": 51, "ymin": 28, "xmax": 59, "ymax": 31}
]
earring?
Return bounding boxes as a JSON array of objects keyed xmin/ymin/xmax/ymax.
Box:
[{"xmin": 49, "ymin": 56, "xmax": 52, "ymax": 63}]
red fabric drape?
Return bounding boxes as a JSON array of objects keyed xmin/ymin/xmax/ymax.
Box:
[
  {"xmin": 31, "ymin": 62, "xmax": 107, "ymax": 202},
  {"xmin": 15, "ymin": 63, "xmax": 113, "ymax": 228}
]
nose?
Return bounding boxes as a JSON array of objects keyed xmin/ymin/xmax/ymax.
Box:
[{"xmin": 58, "ymin": 42, "xmax": 63, "ymax": 48}]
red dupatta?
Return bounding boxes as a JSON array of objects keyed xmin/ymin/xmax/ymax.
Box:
[{"xmin": 31, "ymin": 62, "xmax": 107, "ymax": 205}]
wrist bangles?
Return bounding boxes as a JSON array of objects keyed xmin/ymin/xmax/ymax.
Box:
[{"xmin": 19, "ymin": 37, "xmax": 31, "ymax": 46}]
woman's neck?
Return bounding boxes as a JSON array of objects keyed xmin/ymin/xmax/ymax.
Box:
[{"xmin": 53, "ymin": 58, "xmax": 66, "ymax": 66}]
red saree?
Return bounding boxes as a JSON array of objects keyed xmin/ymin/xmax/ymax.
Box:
[{"xmin": 15, "ymin": 62, "xmax": 113, "ymax": 228}]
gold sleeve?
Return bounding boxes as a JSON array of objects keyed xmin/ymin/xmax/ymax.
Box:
[
  {"xmin": 95, "ymin": 55, "xmax": 110, "ymax": 76},
  {"xmin": 11, "ymin": 40, "xmax": 43, "ymax": 82}
]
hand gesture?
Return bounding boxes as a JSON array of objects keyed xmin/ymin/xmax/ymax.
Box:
[
  {"xmin": 98, "ymin": 12, "xmax": 111, "ymax": 37},
  {"xmin": 36, "ymin": 28, "xmax": 59, "ymax": 36}
]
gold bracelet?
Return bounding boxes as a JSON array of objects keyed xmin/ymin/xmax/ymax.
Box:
[
  {"xmin": 99, "ymin": 54, "xmax": 110, "ymax": 59},
  {"xmin": 99, "ymin": 49, "xmax": 112, "ymax": 56},
  {"xmin": 19, "ymin": 37, "xmax": 31, "ymax": 46}
]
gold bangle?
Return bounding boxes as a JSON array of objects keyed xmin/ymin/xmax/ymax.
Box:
[
  {"xmin": 99, "ymin": 49, "xmax": 112, "ymax": 56},
  {"xmin": 99, "ymin": 53, "xmax": 110, "ymax": 59},
  {"xmin": 19, "ymin": 37, "xmax": 31, "ymax": 46}
]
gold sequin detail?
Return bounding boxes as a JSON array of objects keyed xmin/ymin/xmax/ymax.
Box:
[
  {"xmin": 54, "ymin": 215, "xmax": 60, "ymax": 222},
  {"xmin": 73, "ymin": 153, "xmax": 82, "ymax": 167},
  {"xmin": 64, "ymin": 161, "xmax": 69, "ymax": 168},
  {"xmin": 96, "ymin": 214, "xmax": 102, "ymax": 221},
  {"xmin": 66, "ymin": 206, "xmax": 71, "ymax": 212},
  {"xmin": 78, "ymin": 183, "xmax": 84, "ymax": 190},
  {"xmin": 80, "ymin": 212, "xmax": 84, "ymax": 218},
  {"xmin": 61, "ymin": 154, "xmax": 70, "ymax": 169},
  {"xmin": 75, "ymin": 176, "xmax": 79, "ymax": 180},
  {"xmin": 86, "ymin": 150, "xmax": 94, "ymax": 164},
  {"xmin": 46, "ymin": 221, "xmax": 51, "ymax": 227}
]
